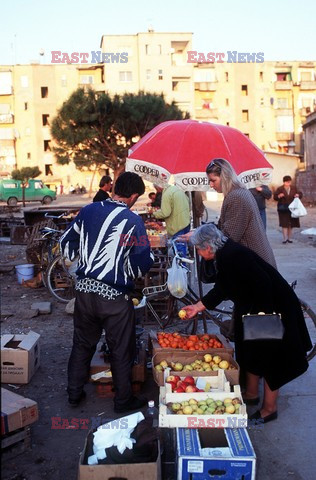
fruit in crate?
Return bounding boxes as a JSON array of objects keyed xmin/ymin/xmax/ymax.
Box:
[
  {"xmin": 166, "ymin": 375, "xmax": 204, "ymax": 393},
  {"xmin": 156, "ymin": 332, "xmax": 224, "ymax": 350},
  {"xmin": 156, "ymin": 355, "xmax": 237, "ymax": 373},
  {"xmin": 168, "ymin": 398, "xmax": 242, "ymax": 415}
]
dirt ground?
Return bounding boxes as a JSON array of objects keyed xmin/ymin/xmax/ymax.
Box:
[{"xmin": 1, "ymin": 198, "xmax": 316, "ymax": 480}]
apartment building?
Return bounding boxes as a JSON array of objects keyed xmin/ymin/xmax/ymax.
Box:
[
  {"xmin": 100, "ymin": 31, "xmax": 195, "ymax": 115},
  {"xmin": 0, "ymin": 64, "xmax": 105, "ymax": 188}
]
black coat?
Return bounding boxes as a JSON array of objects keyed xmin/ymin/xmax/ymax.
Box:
[
  {"xmin": 93, "ymin": 189, "xmax": 110, "ymax": 202},
  {"xmin": 202, "ymin": 239, "xmax": 311, "ymax": 390}
]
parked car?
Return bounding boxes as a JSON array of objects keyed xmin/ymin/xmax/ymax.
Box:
[{"xmin": 0, "ymin": 179, "xmax": 56, "ymax": 206}]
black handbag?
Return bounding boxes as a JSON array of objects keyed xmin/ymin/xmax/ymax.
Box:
[
  {"xmin": 242, "ymin": 312, "xmax": 284, "ymax": 341},
  {"xmin": 199, "ymin": 258, "xmax": 217, "ymax": 284},
  {"xmin": 277, "ymin": 203, "xmax": 289, "ymax": 213}
]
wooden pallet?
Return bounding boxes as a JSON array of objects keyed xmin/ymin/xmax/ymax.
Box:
[{"xmin": 1, "ymin": 426, "xmax": 32, "ymax": 460}]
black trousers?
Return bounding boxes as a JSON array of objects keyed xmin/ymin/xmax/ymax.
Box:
[{"xmin": 67, "ymin": 291, "xmax": 136, "ymax": 408}]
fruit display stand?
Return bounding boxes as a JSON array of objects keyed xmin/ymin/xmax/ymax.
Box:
[
  {"xmin": 152, "ymin": 351, "xmax": 240, "ymax": 387},
  {"xmin": 148, "ymin": 331, "xmax": 234, "ymax": 356},
  {"xmin": 158, "ymin": 385, "xmax": 247, "ymax": 429},
  {"xmin": 148, "ymin": 233, "xmax": 168, "ymax": 249}
]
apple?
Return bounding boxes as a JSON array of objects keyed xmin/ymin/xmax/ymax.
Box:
[
  {"xmin": 185, "ymin": 385, "xmax": 198, "ymax": 393},
  {"xmin": 204, "ymin": 354, "xmax": 213, "ymax": 363},
  {"xmin": 213, "ymin": 355, "xmax": 222, "ymax": 364},
  {"xmin": 183, "ymin": 406, "xmax": 193, "ymax": 415},
  {"xmin": 155, "ymin": 365, "xmax": 163, "ymax": 372},
  {"xmin": 219, "ymin": 360, "xmax": 229, "ymax": 370},
  {"xmin": 225, "ymin": 404, "xmax": 235, "ymax": 414},
  {"xmin": 174, "ymin": 362, "xmax": 183, "ymax": 371},
  {"xmin": 178, "ymin": 309, "xmax": 187, "ymax": 319},
  {"xmin": 183, "ymin": 376, "xmax": 195, "ymax": 385},
  {"xmin": 174, "ymin": 386, "xmax": 185, "ymax": 393},
  {"xmin": 166, "ymin": 375, "xmax": 180, "ymax": 383},
  {"xmin": 160, "ymin": 360, "xmax": 168, "ymax": 368},
  {"xmin": 169, "ymin": 381, "xmax": 177, "ymax": 391},
  {"xmin": 171, "ymin": 402, "xmax": 182, "ymax": 412},
  {"xmin": 132, "ymin": 298, "xmax": 139, "ymax": 306},
  {"xmin": 188, "ymin": 398, "xmax": 198, "ymax": 405}
]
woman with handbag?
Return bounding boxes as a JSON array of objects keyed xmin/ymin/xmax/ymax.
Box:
[
  {"xmin": 274, "ymin": 175, "xmax": 303, "ymax": 244},
  {"xmin": 181, "ymin": 223, "xmax": 312, "ymax": 424}
]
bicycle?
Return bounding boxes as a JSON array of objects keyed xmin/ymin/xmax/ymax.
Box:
[
  {"xmin": 290, "ymin": 281, "xmax": 316, "ymax": 362},
  {"xmin": 135, "ymin": 240, "xmax": 233, "ymax": 334}
]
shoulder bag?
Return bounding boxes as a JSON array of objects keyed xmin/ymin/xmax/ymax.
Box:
[{"xmin": 242, "ymin": 312, "xmax": 284, "ymax": 341}]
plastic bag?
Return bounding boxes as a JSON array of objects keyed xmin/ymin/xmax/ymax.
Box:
[
  {"xmin": 288, "ymin": 198, "xmax": 307, "ymax": 218},
  {"xmin": 167, "ymin": 257, "xmax": 187, "ymax": 298}
]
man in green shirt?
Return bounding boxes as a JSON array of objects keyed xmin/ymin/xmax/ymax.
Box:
[{"xmin": 153, "ymin": 185, "xmax": 191, "ymax": 255}]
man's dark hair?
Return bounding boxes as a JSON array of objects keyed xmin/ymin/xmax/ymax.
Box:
[
  {"xmin": 148, "ymin": 192, "xmax": 156, "ymax": 200},
  {"xmin": 283, "ymin": 175, "xmax": 292, "ymax": 182},
  {"xmin": 99, "ymin": 175, "xmax": 112, "ymax": 188},
  {"xmin": 114, "ymin": 172, "xmax": 145, "ymax": 197}
]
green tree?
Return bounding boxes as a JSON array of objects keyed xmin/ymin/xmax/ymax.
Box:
[
  {"xmin": 11, "ymin": 166, "xmax": 41, "ymax": 206},
  {"xmin": 51, "ymin": 88, "xmax": 189, "ymax": 189}
]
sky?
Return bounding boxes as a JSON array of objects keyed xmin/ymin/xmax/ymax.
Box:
[{"xmin": 1, "ymin": 0, "xmax": 316, "ymax": 65}]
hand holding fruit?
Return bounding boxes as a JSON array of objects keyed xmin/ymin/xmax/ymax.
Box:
[{"xmin": 182, "ymin": 301, "xmax": 206, "ymax": 319}]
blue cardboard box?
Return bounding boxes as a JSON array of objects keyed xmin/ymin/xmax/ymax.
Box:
[{"xmin": 177, "ymin": 428, "xmax": 256, "ymax": 480}]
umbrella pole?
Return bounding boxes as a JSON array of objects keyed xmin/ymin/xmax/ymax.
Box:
[{"xmin": 191, "ymin": 192, "xmax": 208, "ymax": 334}]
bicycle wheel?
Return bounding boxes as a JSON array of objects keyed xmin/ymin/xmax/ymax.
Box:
[
  {"xmin": 299, "ymin": 298, "xmax": 316, "ymax": 361},
  {"xmin": 46, "ymin": 255, "xmax": 76, "ymax": 303}
]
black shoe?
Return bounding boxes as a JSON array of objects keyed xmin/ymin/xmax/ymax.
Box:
[
  {"xmin": 249, "ymin": 410, "xmax": 278, "ymax": 423},
  {"xmin": 287, "ymin": 239, "xmax": 293, "ymax": 243},
  {"xmin": 114, "ymin": 396, "xmax": 148, "ymax": 414},
  {"xmin": 282, "ymin": 240, "xmax": 288, "ymax": 244},
  {"xmin": 243, "ymin": 396, "xmax": 260, "ymax": 406},
  {"xmin": 68, "ymin": 391, "xmax": 86, "ymax": 407}
]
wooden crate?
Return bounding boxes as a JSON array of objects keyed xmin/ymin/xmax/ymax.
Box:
[{"xmin": 1, "ymin": 426, "xmax": 31, "ymax": 460}]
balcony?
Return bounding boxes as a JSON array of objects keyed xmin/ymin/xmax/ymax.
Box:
[
  {"xmin": 276, "ymin": 132, "xmax": 294, "ymax": 141},
  {"xmin": 275, "ymin": 108, "xmax": 292, "ymax": 116},
  {"xmin": 274, "ymin": 81, "xmax": 292, "ymax": 90},
  {"xmin": 195, "ymin": 81, "xmax": 217, "ymax": 91},
  {"xmin": 0, "ymin": 113, "xmax": 14, "ymax": 124},
  {"xmin": 171, "ymin": 65, "xmax": 193, "ymax": 78},
  {"xmin": 195, "ymin": 108, "xmax": 218, "ymax": 119},
  {"xmin": 300, "ymin": 81, "xmax": 316, "ymax": 90}
]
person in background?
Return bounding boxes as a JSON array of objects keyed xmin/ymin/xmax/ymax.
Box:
[
  {"xmin": 249, "ymin": 185, "xmax": 272, "ymax": 230},
  {"xmin": 69, "ymin": 184, "xmax": 75, "ymax": 194},
  {"xmin": 147, "ymin": 192, "xmax": 156, "ymax": 206},
  {"xmin": 93, "ymin": 175, "xmax": 113, "ymax": 202},
  {"xmin": 60, "ymin": 172, "xmax": 154, "ymax": 412},
  {"xmin": 151, "ymin": 185, "xmax": 162, "ymax": 208},
  {"xmin": 181, "ymin": 224, "xmax": 311, "ymax": 423},
  {"xmin": 153, "ymin": 184, "xmax": 190, "ymax": 256},
  {"xmin": 274, "ymin": 175, "xmax": 303, "ymax": 244}
]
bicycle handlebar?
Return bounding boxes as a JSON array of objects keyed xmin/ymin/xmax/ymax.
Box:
[
  {"xmin": 44, "ymin": 212, "xmax": 67, "ymax": 219},
  {"xmin": 170, "ymin": 239, "xmax": 194, "ymax": 264}
]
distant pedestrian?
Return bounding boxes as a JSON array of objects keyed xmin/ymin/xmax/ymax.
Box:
[
  {"xmin": 249, "ymin": 185, "xmax": 272, "ymax": 230},
  {"xmin": 93, "ymin": 175, "xmax": 113, "ymax": 202},
  {"xmin": 274, "ymin": 175, "xmax": 303, "ymax": 244}
]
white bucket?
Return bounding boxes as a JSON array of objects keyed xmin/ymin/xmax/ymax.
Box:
[{"xmin": 15, "ymin": 264, "xmax": 35, "ymax": 284}]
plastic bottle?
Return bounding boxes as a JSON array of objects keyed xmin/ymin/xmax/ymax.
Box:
[{"xmin": 146, "ymin": 400, "xmax": 159, "ymax": 428}]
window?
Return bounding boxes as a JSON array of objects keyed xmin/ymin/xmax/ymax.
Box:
[
  {"xmin": 242, "ymin": 110, "xmax": 249, "ymax": 122},
  {"xmin": 80, "ymin": 75, "xmax": 94, "ymax": 85},
  {"xmin": 41, "ymin": 87, "xmax": 48, "ymax": 98},
  {"xmin": 244, "ymin": 133, "xmax": 249, "ymax": 138},
  {"xmin": 42, "ymin": 114, "xmax": 50, "ymax": 126},
  {"xmin": 225, "ymin": 72, "xmax": 229, "ymax": 82},
  {"xmin": 277, "ymin": 98, "xmax": 288, "ymax": 108},
  {"xmin": 276, "ymin": 116, "xmax": 294, "ymax": 132},
  {"xmin": 145, "ymin": 44, "xmax": 150, "ymax": 55},
  {"xmin": 225, "ymin": 98, "xmax": 229, "ymax": 106},
  {"xmin": 21, "ymin": 76, "xmax": 28, "ymax": 88},
  {"xmin": 157, "ymin": 44, "xmax": 162, "ymax": 55},
  {"xmin": 276, "ymin": 72, "xmax": 291, "ymax": 81},
  {"xmin": 119, "ymin": 71, "xmax": 132, "ymax": 82},
  {"xmin": 45, "ymin": 165, "xmax": 53, "ymax": 176},
  {"xmin": 61, "ymin": 75, "xmax": 67, "ymax": 87},
  {"xmin": 146, "ymin": 69, "xmax": 151, "ymax": 80},
  {"xmin": 44, "ymin": 140, "xmax": 51, "ymax": 151},
  {"xmin": 261, "ymin": 144, "xmax": 265, "ymax": 150},
  {"xmin": 24, "ymin": 102, "xmax": 28, "ymax": 110},
  {"xmin": 241, "ymin": 85, "xmax": 248, "ymax": 96},
  {"xmin": 34, "ymin": 181, "xmax": 44, "ymax": 189},
  {"xmin": 27, "ymin": 152, "xmax": 31, "ymax": 159},
  {"xmin": 226, "ymin": 122, "xmax": 230, "ymax": 126},
  {"xmin": 259, "ymin": 72, "xmax": 264, "ymax": 82},
  {"xmin": 260, "ymin": 98, "xmax": 264, "ymax": 106},
  {"xmin": 158, "ymin": 69, "xmax": 163, "ymax": 80}
]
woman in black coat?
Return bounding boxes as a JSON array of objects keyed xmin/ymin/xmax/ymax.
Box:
[
  {"xmin": 182, "ymin": 224, "xmax": 311, "ymax": 423},
  {"xmin": 273, "ymin": 175, "xmax": 303, "ymax": 244}
]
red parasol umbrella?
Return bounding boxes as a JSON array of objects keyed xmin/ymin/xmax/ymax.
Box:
[{"xmin": 126, "ymin": 119, "xmax": 273, "ymax": 190}]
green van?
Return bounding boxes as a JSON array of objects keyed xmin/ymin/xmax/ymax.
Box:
[{"xmin": 0, "ymin": 179, "xmax": 56, "ymax": 206}]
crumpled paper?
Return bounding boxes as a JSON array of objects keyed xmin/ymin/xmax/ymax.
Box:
[{"xmin": 88, "ymin": 411, "xmax": 145, "ymax": 465}]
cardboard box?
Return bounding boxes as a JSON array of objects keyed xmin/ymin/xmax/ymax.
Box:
[
  {"xmin": 159, "ymin": 385, "xmax": 247, "ymax": 429},
  {"xmin": 1, "ymin": 331, "xmax": 40, "ymax": 384},
  {"xmin": 152, "ymin": 351, "xmax": 239, "ymax": 387},
  {"xmin": 78, "ymin": 430, "xmax": 161, "ymax": 480},
  {"xmin": 1, "ymin": 388, "xmax": 39, "ymax": 435},
  {"xmin": 90, "ymin": 342, "xmax": 147, "ymax": 383},
  {"xmin": 177, "ymin": 428, "xmax": 256, "ymax": 480},
  {"xmin": 149, "ymin": 331, "xmax": 234, "ymax": 357}
]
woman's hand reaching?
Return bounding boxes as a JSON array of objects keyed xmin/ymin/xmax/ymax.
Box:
[{"xmin": 181, "ymin": 301, "xmax": 206, "ymax": 319}]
